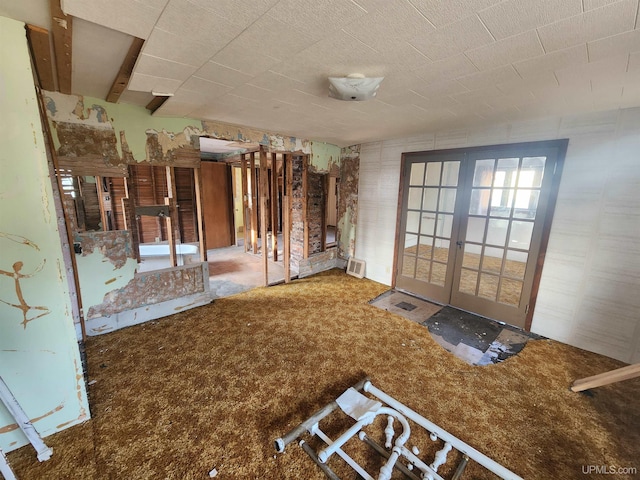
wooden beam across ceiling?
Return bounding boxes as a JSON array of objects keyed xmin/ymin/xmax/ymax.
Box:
[
  {"xmin": 107, "ymin": 37, "xmax": 144, "ymax": 103},
  {"xmin": 25, "ymin": 24, "xmax": 56, "ymax": 91},
  {"xmin": 146, "ymin": 96, "xmax": 169, "ymax": 114},
  {"xmin": 50, "ymin": 0, "xmax": 72, "ymax": 94}
]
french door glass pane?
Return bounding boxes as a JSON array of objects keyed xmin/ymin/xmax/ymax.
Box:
[
  {"xmin": 423, "ymin": 188, "xmax": 439, "ymax": 211},
  {"xmin": 406, "ymin": 211, "xmax": 420, "ymax": 233},
  {"xmin": 509, "ymin": 221, "xmax": 533, "ymax": 250},
  {"xmin": 410, "ymin": 163, "xmax": 425, "ymax": 185},
  {"xmin": 521, "ymin": 157, "xmax": 546, "ymax": 187},
  {"xmin": 459, "ymin": 269, "xmax": 478, "ymax": 295},
  {"xmin": 436, "ymin": 214, "xmax": 453, "ymax": 238},
  {"xmin": 486, "ymin": 218, "xmax": 508, "ymax": 246},
  {"xmin": 469, "ymin": 189, "xmax": 490, "ymax": 215},
  {"xmin": 482, "ymin": 247, "xmax": 504, "ymax": 274},
  {"xmin": 431, "ymin": 262, "xmax": 447, "ymax": 286},
  {"xmin": 408, "ymin": 187, "xmax": 422, "ymax": 209},
  {"xmin": 478, "ymin": 273, "xmax": 499, "ymax": 300},
  {"xmin": 514, "ymin": 189, "xmax": 540, "ymax": 219},
  {"xmin": 442, "ymin": 162, "xmax": 460, "ymax": 186},
  {"xmin": 473, "ymin": 159, "xmax": 494, "ymax": 186},
  {"xmin": 505, "ymin": 250, "xmax": 527, "ymax": 279},
  {"xmin": 499, "ymin": 279, "xmax": 523, "ymax": 306},
  {"xmin": 466, "ymin": 217, "xmax": 486, "ymax": 243},
  {"xmin": 439, "ymin": 188, "xmax": 457, "ymax": 212},
  {"xmin": 462, "ymin": 244, "xmax": 481, "ymax": 269},
  {"xmin": 425, "ymin": 162, "xmax": 442, "ymax": 186}
]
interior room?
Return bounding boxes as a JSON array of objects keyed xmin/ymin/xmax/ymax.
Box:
[{"xmin": 1, "ymin": 0, "xmax": 639, "ymax": 479}]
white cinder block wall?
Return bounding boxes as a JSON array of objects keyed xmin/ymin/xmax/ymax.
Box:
[{"xmin": 356, "ymin": 108, "xmax": 640, "ymax": 364}]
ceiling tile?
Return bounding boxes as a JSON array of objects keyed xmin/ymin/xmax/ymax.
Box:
[
  {"xmin": 408, "ymin": 0, "xmax": 503, "ymax": 27},
  {"xmin": 194, "ymin": 62, "xmax": 253, "ymax": 87},
  {"xmin": 248, "ymin": 71, "xmax": 307, "ymax": 93},
  {"xmin": 514, "ymin": 44, "xmax": 588, "ymax": 77},
  {"xmin": 583, "ymin": 0, "xmax": 625, "ymax": 10},
  {"xmin": 588, "ymin": 29, "xmax": 640, "ymax": 62},
  {"xmin": 186, "ymin": 0, "xmax": 279, "ymax": 28},
  {"xmin": 456, "ymin": 65, "xmax": 522, "ymax": 90},
  {"xmin": 127, "ymin": 73, "xmax": 183, "ymax": 94},
  {"xmin": 118, "ymin": 90, "xmax": 155, "ymax": 107},
  {"xmin": 412, "ymin": 55, "xmax": 479, "ymax": 83},
  {"xmin": 628, "ymin": 51, "xmax": 640, "ymax": 73},
  {"xmin": 465, "ymin": 30, "xmax": 544, "ymax": 70},
  {"xmin": 554, "ymin": 54, "xmax": 629, "ymax": 86},
  {"xmin": 496, "ymin": 71, "xmax": 559, "ymax": 94},
  {"xmin": 211, "ymin": 42, "xmax": 282, "ymax": 77},
  {"xmin": 409, "ymin": 15, "xmax": 494, "ymax": 61},
  {"xmin": 230, "ymin": 84, "xmax": 275, "ymax": 102},
  {"xmin": 411, "ymin": 79, "xmax": 469, "ymax": 98},
  {"xmin": 478, "ymin": 0, "xmax": 582, "ymax": 40},
  {"xmin": 538, "ymin": 0, "xmax": 637, "ymax": 52},
  {"xmin": 142, "ymin": 28, "xmax": 215, "ymax": 68},
  {"xmin": 180, "ymin": 77, "xmax": 233, "ymax": 99},
  {"xmin": 343, "ymin": 1, "xmax": 436, "ymax": 46},
  {"xmin": 62, "ymin": 0, "xmax": 168, "ymax": 38},
  {"xmin": 134, "ymin": 54, "xmax": 197, "ymax": 82},
  {"xmin": 154, "ymin": 0, "xmax": 243, "ymax": 51},
  {"xmin": 72, "ymin": 18, "xmax": 133, "ymax": 100},
  {"xmin": 267, "ymin": 0, "xmax": 368, "ymax": 41},
  {"xmin": 452, "ymin": 86, "xmax": 503, "ymax": 105}
]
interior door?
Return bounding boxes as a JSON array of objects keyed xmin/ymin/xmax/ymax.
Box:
[
  {"xmin": 395, "ymin": 141, "xmax": 565, "ymax": 329},
  {"xmin": 201, "ymin": 161, "xmax": 234, "ymax": 249}
]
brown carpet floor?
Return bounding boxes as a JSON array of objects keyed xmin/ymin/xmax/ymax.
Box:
[{"xmin": 7, "ymin": 269, "xmax": 640, "ymax": 479}]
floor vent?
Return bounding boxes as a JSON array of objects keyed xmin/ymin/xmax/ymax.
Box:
[{"xmin": 346, "ymin": 257, "xmax": 365, "ymax": 278}]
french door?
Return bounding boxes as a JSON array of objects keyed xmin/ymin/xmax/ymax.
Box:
[{"xmin": 395, "ymin": 141, "xmax": 566, "ymax": 329}]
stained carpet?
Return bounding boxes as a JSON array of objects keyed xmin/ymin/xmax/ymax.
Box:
[{"xmin": 6, "ymin": 269, "xmax": 640, "ymax": 479}]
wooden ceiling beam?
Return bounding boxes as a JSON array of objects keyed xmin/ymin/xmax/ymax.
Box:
[
  {"xmin": 146, "ymin": 96, "xmax": 169, "ymax": 114},
  {"xmin": 50, "ymin": 0, "xmax": 72, "ymax": 94},
  {"xmin": 25, "ymin": 24, "xmax": 56, "ymax": 91},
  {"xmin": 106, "ymin": 37, "xmax": 144, "ymax": 103}
]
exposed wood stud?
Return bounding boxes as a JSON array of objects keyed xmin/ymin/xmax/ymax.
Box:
[
  {"xmin": 193, "ymin": 167, "xmax": 207, "ymax": 262},
  {"xmin": 50, "ymin": 0, "xmax": 72, "ymax": 94},
  {"xmin": 165, "ymin": 167, "xmax": 178, "ymax": 267},
  {"xmin": 283, "ymin": 154, "xmax": 293, "ymax": 283},
  {"xmin": 241, "ymin": 154, "xmax": 250, "ymax": 252},
  {"xmin": 260, "ymin": 146, "xmax": 269, "ymax": 286},
  {"xmin": 146, "ymin": 96, "xmax": 169, "ymax": 113},
  {"xmin": 271, "ymin": 153, "xmax": 279, "ymax": 262},
  {"xmin": 25, "ymin": 24, "xmax": 55, "ymax": 91},
  {"xmin": 250, "ymin": 152, "xmax": 259, "ymax": 255},
  {"xmin": 302, "ymin": 155, "xmax": 309, "ymax": 259},
  {"xmin": 107, "ymin": 37, "xmax": 144, "ymax": 103}
]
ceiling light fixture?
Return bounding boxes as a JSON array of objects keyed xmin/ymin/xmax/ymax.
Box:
[{"xmin": 328, "ymin": 73, "xmax": 384, "ymax": 101}]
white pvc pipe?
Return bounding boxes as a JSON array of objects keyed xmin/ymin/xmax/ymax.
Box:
[
  {"xmin": 0, "ymin": 376, "xmax": 52, "ymax": 462},
  {"xmin": 314, "ymin": 427, "xmax": 375, "ymax": 480},
  {"xmin": 401, "ymin": 446, "xmax": 446, "ymax": 480},
  {"xmin": 0, "ymin": 448, "xmax": 17, "ymax": 480},
  {"xmin": 364, "ymin": 381, "xmax": 523, "ymax": 480}
]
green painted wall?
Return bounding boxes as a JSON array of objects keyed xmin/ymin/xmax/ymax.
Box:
[
  {"xmin": 0, "ymin": 16, "xmax": 89, "ymax": 452},
  {"xmin": 309, "ymin": 141, "xmax": 341, "ymax": 173}
]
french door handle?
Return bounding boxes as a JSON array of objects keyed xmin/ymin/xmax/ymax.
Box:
[{"xmin": 456, "ymin": 240, "xmax": 464, "ymax": 248}]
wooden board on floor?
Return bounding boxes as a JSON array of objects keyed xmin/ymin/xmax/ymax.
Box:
[{"xmin": 571, "ymin": 363, "xmax": 640, "ymax": 392}]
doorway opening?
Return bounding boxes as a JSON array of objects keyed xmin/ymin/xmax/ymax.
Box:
[{"xmin": 394, "ymin": 140, "xmax": 567, "ymax": 329}]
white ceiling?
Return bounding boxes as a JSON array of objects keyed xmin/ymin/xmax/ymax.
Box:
[{"xmin": 3, "ymin": 0, "xmax": 640, "ymax": 147}]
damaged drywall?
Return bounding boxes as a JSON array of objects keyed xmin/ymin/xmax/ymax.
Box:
[
  {"xmin": 0, "ymin": 16, "xmax": 89, "ymax": 453},
  {"xmin": 337, "ymin": 145, "xmax": 360, "ymax": 259},
  {"xmin": 87, "ymin": 264, "xmax": 206, "ymax": 319},
  {"xmin": 75, "ymin": 231, "xmax": 136, "ymax": 269}
]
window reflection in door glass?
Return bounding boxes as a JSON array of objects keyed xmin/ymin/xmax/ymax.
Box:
[
  {"xmin": 473, "ymin": 159, "xmax": 495, "ymax": 186},
  {"xmin": 442, "ymin": 161, "xmax": 460, "ymax": 186}
]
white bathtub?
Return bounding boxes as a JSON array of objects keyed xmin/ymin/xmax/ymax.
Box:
[{"xmin": 139, "ymin": 243, "xmax": 199, "ymax": 257}]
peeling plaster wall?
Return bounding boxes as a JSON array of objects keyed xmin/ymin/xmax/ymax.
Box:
[
  {"xmin": 41, "ymin": 92, "xmax": 211, "ymax": 333},
  {"xmin": 337, "ymin": 146, "xmax": 360, "ymax": 259},
  {"xmin": 44, "ymin": 91, "xmax": 203, "ymax": 164},
  {"xmin": 0, "ymin": 17, "xmax": 89, "ymax": 452}
]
